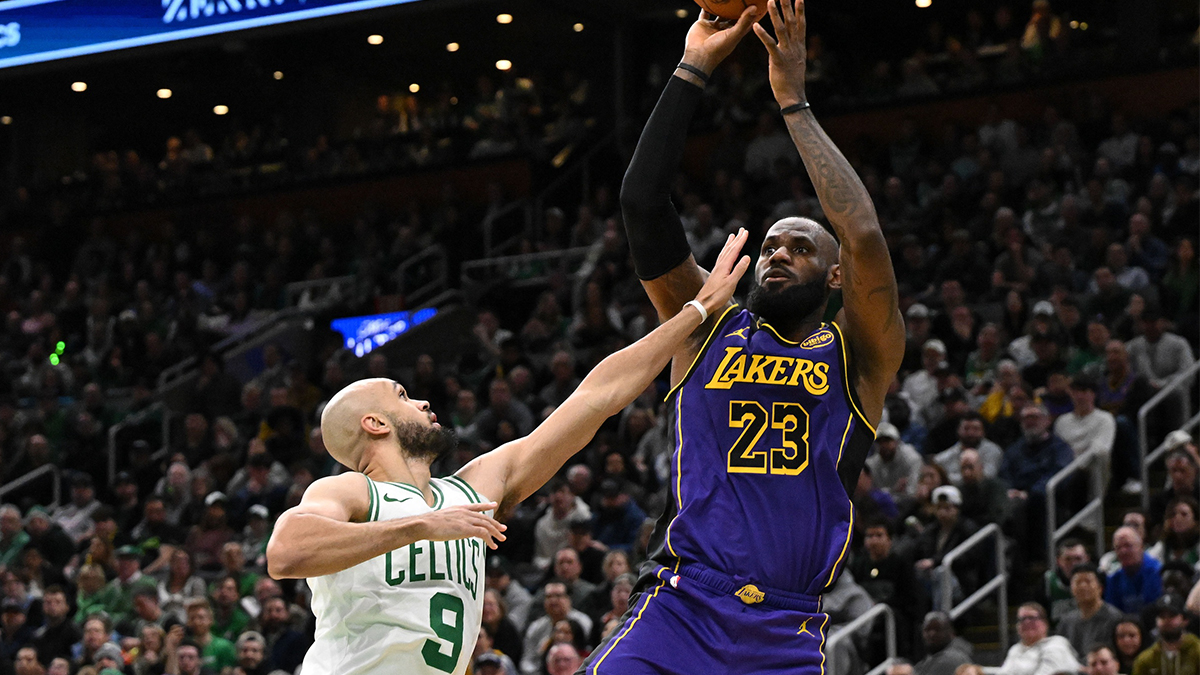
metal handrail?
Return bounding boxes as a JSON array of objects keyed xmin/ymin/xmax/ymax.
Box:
[
  {"xmin": 0, "ymin": 464, "xmax": 61, "ymax": 508},
  {"xmin": 1144, "ymin": 412, "xmax": 1200, "ymax": 477},
  {"xmin": 1139, "ymin": 360, "xmax": 1200, "ymax": 511},
  {"xmin": 1046, "ymin": 447, "xmax": 1106, "ymax": 571},
  {"xmin": 285, "ymin": 274, "xmax": 357, "ymax": 308},
  {"xmin": 395, "ymin": 245, "xmax": 447, "ymax": 308},
  {"xmin": 460, "ymin": 247, "xmax": 592, "ymax": 287},
  {"xmin": 938, "ymin": 523, "xmax": 1009, "ymax": 650},
  {"xmin": 156, "ymin": 306, "xmax": 301, "ymax": 391},
  {"xmin": 159, "ymin": 274, "xmax": 360, "ymax": 392},
  {"xmin": 481, "ymin": 199, "xmax": 533, "ymax": 258},
  {"xmin": 825, "ymin": 603, "xmax": 896, "ymax": 675},
  {"xmin": 531, "ymin": 132, "xmax": 618, "ymax": 230},
  {"xmin": 107, "ymin": 402, "xmax": 164, "ymax": 485}
]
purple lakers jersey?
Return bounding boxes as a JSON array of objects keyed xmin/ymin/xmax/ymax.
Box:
[{"xmin": 648, "ymin": 306, "xmax": 877, "ymax": 597}]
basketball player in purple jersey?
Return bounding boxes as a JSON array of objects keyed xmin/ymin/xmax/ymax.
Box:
[{"xmin": 579, "ymin": 2, "xmax": 905, "ymax": 674}]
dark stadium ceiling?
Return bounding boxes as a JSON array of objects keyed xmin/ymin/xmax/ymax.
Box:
[{"xmin": 0, "ymin": 0, "xmax": 1105, "ymax": 154}]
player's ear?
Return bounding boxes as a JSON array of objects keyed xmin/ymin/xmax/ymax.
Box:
[
  {"xmin": 361, "ymin": 413, "xmax": 389, "ymax": 437},
  {"xmin": 827, "ymin": 263, "xmax": 842, "ymax": 290}
]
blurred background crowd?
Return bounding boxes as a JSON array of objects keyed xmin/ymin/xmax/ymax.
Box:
[{"xmin": 0, "ymin": 0, "xmax": 1195, "ymax": 673}]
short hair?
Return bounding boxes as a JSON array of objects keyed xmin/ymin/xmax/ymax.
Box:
[
  {"xmin": 0, "ymin": 504, "xmax": 19, "ymax": 520},
  {"xmin": 1069, "ymin": 563, "xmax": 1102, "ymax": 584},
  {"xmin": 959, "ymin": 411, "xmax": 985, "ymax": 425},
  {"xmin": 1056, "ymin": 538, "xmax": 1086, "ymax": 556},
  {"xmin": 923, "ymin": 611, "xmax": 952, "ymax": 627},
  {"xmin": 43, "ymin": 585, "xmax": 66, "ymax": 598},
  {"xmin": 861, "ymin": 518, "xmax": 892, "ymax": 536},
  {"xmin": 1166, "ymin": 449, "xmax": 1197, "ymax": 467},
  {"xmin": 83, "ymin": 614, "xmax": 112, "ymax": 633},
  {"xmin": 1017, "ymin": 602, "xmax": 1047, "ymax": 622},
  {"xmin": 1086, "ymin": 643, "xmax": 1115, "ymax": 659},
  {"xmin": 132, "ymin": 586, "xmax": 159, "ymax": 601},
  {"xmin": 185, "ymin": 598, "xmax": 212, "ymax": 614}
]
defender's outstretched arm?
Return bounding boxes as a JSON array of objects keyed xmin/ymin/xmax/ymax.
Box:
[{"xmin": 459, "ymin": 231, "xmax": 752, "ymax": 516}]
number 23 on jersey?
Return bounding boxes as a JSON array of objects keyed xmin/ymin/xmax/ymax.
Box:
[{"xmin": 727, "ymin": 400, "xmax": 810, "ymax": 475}]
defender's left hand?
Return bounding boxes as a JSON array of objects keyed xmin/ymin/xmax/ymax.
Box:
[
  {"xmin": 753, "ymin": 0, "xmax": 808, "ymax": 107},
  {"xmin": 694, "ymin": 228, "xmax": 751, "ymax": 317}
]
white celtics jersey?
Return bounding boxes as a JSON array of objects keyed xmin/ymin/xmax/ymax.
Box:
[{"xmin": 302, "ymin": 475, "xmax": 491, "ymax": 675}]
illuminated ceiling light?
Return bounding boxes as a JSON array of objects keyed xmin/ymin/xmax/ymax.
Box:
[
  {"xmin": 367, "ymin": 34, "xmax": 383, "ymax": 45},
  {"xmin": 409, "ymin": 83, "xmax": 420, "ymax": 93},
  {"xmin": 213, "ymin": 105, "xmax": 229, "ymax": 115},
  {"xmin": 449, "ymin": 96, "xmax": 458, "ymax": 105},
  {"xmin": 71, "ymin": 81, "xmax": 87, "ymax": 92},
  {"xmin": 273, "ymin": 70, "xmax": 284, "ymax": 80},
  {"xmin": 156, "ymin": 88, "xmax": 172, "ymax": 99},
  {"xmin": 915, "ymin": 0, "xmax": 931, "ymax": 6},
  {"xmin": 1079, "ymin": 22, "xmax": 1088, "ymax": 29},
  {"xmin": 573, "ymin": 22, "xmax": 584, "ymax": 32},
  {"xmin": 446, "ymin": 42, "xmax": 460, "ymax": 52},
  {"xmin": 675, "ymin": 8, "xmax": 689, "ymax": 18},
  {"xmin": 495, "ymin": 59, "xmax": 512, "ymax": 71},
  {"xmin": 0, "ymin": 116, "xmax": 11, "ymax": 125},
  {"xmin": 496, "ymin": 13, "xmax": 512, "ymax": 24}
]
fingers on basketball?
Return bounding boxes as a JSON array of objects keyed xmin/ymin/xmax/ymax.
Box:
[{"xmin": 694, "ymin": 0, "xmax": 768, "ymax": 23}]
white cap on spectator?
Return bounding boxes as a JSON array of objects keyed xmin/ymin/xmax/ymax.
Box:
[
  {"xmin": 876, "ymin": 423, "xmax": 900, "ymax": 441},
  {"xmin": 932, "ymin": 485, "xmax": 962, "ymax": 506},
  {"xmin": 1032, "ymin": 301, "xmax": 1056, "ymax": 317},
  {"xmin": 907, "ymin": 303, "xmax": 931, "ymax": 319},
  {"xmin": 1164, "ymin": 430, "xmax": 1194, "ymax": 451},
  {"xmin": 923, "ymin": 339, "xmax": 947, "ymax": 355},
  {"xmin": 205, "ymin": 491, "xmax": 228, "ymax": 507}
]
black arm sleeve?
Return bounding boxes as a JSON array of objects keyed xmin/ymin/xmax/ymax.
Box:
[{"xmin": 620, "ymin": 74, "xmax": 704, "ymax": 280}]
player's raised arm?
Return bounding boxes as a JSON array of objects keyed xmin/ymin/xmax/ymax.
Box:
[
  {"xmin": 621, "ymin": 7, "xmax": 760, "ymax": 325},
  {"xmin": 459, "ymin": 230, "xmax": 752, "ymax": 515},
  {"xmin": 753, "ymin": 0, "xmax": 904, "ymax": 417},
  {"xmin": 266, "ymin": 472, "xmax": 505, "ymax": 579}
]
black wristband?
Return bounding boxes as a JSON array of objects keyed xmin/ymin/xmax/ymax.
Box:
[
  {"xmin": 780, "ymin": 101, "xmax": 812, "ymax": 115},
  {"xmin": 676, "ymin": 62, "xmax": 710, "ymax": 85}
]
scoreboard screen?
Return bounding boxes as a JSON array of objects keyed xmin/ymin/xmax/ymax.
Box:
[{"xmin": 0, "ymin": 0, "xmax": 424, "ymax": 70}]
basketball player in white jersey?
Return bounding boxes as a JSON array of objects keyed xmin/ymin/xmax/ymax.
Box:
[{"xmin": 266, "ymin": 230, "xmax": 753, "ymax": 675}]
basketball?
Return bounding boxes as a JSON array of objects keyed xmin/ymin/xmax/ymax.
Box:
[{"xmin": 694, "ymin": 0, "xmax": 770, "ymax": 21}]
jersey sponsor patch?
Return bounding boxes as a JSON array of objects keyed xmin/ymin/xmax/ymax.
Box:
[{"xmin": 800, "ymin": 329, "xmax": 834, "ymax": 350}]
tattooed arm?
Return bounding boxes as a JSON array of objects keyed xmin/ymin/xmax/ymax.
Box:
[{"xmin": 754, "ymin": 0, "xmax": 904, "ymax": 421}]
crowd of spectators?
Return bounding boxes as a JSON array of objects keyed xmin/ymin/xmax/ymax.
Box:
[
  {"xmin": 4, "ymin": 0, "xmax": 1197, "ymax": 229},
  {"xmin": 0, "ymin": 1, "xmax": 1190, "ymax": 673},
  {"xmin": 3, "ymin": 67, "xmax": 597, "ymax": 228}
]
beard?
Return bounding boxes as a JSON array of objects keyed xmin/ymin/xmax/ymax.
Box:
[
  {"xmin": 392, "ymin": 419, "xmax": 457, "ymax": 462},
  {"xmin": 747, "ymin": 276, "xmax": 828, "ymax": 327},
  {"xmin": 1161, "ymin": 627, "xmax": 1184, "ymax": 642}
]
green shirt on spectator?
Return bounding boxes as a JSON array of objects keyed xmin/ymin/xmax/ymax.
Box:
[
  {"xmin": 212, "ymin": 604, "xmax": 251, "ymax": 642},
  {"xmin": 201, "ymin": 635, "xmax": 238, "ymax": 672},
  {"xmin": 0, "ymin": 531, "xmax": 29, "ymax": 569}
]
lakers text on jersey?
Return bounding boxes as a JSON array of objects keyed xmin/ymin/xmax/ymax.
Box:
[{"xmin": 649, "ymin": 307, "xmax": 876, "ymax": 596}]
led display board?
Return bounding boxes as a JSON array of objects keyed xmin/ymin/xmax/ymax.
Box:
[{"xmin": 0, "ymin": 0, "xmax": 423, "ymax": 69}]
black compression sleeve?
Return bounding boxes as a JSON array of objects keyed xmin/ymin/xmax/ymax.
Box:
[{"xmin": 620, "ymin": 74, "xmax": 704, "ymax": 280}]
